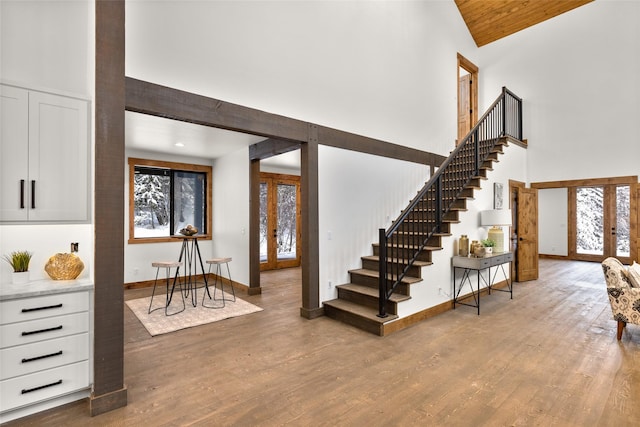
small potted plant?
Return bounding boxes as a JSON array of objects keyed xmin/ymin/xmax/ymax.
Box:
[
  {"xmin": 481, "ymin": 238, "xmax": 496, "ymax": 255},
  {"xmin": 3, "ymin": 250, "xmax": 33, "ymax": 284}
]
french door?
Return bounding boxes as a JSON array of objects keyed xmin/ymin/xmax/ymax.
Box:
[
  {"xmin": 259, "ymin": 173, "xmax": 301, "ymax": 271},
  {"xmin": 572, "ymin": 184, "xmax": 631, "ymax": 264}
]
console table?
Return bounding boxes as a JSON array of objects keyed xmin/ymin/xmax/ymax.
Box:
[{"xmin": 452, "ymin": 252, "xmax": 513, "ymax": 314}]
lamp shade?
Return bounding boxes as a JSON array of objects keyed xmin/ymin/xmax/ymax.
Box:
[{"xmin": 480, "ymin": 209, "xmax": 512, "ymax": 226}]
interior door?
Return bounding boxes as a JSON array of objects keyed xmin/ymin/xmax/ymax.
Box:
[
  {"xmin": 517, "ymin": 187, "xmax": 539, "ymax": 281},
  {"xmin": 260, "ymin": 173, "xmax": 301, "ymax": 271},
  {"xmin": 457, "ymin": 54, "xmax": 478, "ymax": 144},
  {"xmin": 458, "ymin": 72, "xmax": 471, "ymax": 140}
]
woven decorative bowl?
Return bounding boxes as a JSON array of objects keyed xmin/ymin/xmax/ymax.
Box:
[{"xmin": 45, "ymin": 253, "xmax": 84, "ymax": 280}]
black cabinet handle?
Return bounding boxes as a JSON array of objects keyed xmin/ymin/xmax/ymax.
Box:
[
  {"xmin": 20, "ymin": 179, "xmax": 25, "ymax": 209},
  {"xmin": 31, "ymin": 180, "xmax": 36, "ymax": 209},
  {"xmin": 21, "ymin": 380, "xmax": 62, "ymax": 394},
  {"xmin": 22, "ymin": 350, "xmax": 63, "ymax": 363},
  {"xmin": 21, "ymin": 325, "xmax": 63, "ymax": 336},
  {"xmin": 21, "ymin": 303, "xmax": 63, "ymax": 313}
]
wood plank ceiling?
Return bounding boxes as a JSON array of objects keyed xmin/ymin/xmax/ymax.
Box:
[{"xmin": 454, "ymin": 0, "xmax": 594, "ymax": 47}]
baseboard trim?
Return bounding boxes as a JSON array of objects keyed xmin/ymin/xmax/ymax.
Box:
[
  {"xmin": 124, "ymin": 274, "xmax": 249, "ymax": 294},
  {"xmin": 90, "ymin": 386, "xmax": 128, "ymax": 417},
  {"xmin": 300, "ymin": 306, "xmax": 324, "ymax": 319},
  {"xmin": 382, "ymin": 279, "xmax": 511, "ymax": 336}
]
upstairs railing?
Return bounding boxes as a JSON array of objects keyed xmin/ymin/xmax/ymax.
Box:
[{"xmin": 378, "ymin": 87, "xmax": 522, "ymax": 318}]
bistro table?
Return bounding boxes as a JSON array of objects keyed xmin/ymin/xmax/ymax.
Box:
[{"xmin": 171, "ymin": 234, "xmax": 214, "ymax": 307}]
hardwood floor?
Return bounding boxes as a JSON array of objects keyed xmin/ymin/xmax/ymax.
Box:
[{"xmin": 5, "ymin": 260, "xmax": 640, "ymax": 426}]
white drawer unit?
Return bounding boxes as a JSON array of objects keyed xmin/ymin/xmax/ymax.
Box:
[
  {"xmin": 0, "ymin": 289, "xmax": 91, "ymax": 420},
  {"xmin": 0, "ymin": 361, "xmax": 89, "ymax": 412},
  {"xmin": 1, "ymin": 291, "xmax": 89, "ymax": 324}
]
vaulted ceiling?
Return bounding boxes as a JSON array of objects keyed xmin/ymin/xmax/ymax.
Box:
[{"xmin": 455, "ymin": 0, "xmax": 594, "ymax": 47}]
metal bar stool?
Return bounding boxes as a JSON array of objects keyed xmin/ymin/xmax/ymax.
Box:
[
  {"xmin": 149, "ymin": 261, "xmax": 185, "ymax": 316},
  {"xmin": 204, "ymin": 257, "xmax": 235, "ymax": 308}
]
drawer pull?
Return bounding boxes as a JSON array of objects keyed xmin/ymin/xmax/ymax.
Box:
[
  {"xmin": 21, "ymin": 325, "xmax": 63, "ymax": 336},
  {"xmin": 22, "ymin": 350, "xmax": 63, "ymax": 363},
  {"xmin": 21, "ymin": 379, "xmax": 62, "ymax": 395},
  {"xmin": 21, "ymin": 303, "xmax": 63, "ymax": 313}
]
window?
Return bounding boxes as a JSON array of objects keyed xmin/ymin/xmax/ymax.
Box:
[{"xmin": 128, "ymin": 158, "xmax": 212, "ymax": 243}]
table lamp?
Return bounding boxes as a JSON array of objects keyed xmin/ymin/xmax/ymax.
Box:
[{"xmin": 480, "ymin": 209, "xmax": 512, "ymax": 253}]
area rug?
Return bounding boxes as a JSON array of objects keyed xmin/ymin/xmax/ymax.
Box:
[{"xmin": 125, "ymin": 292, "xmax": 263, "ymax": 336}]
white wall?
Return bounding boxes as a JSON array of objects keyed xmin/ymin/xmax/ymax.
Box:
[
  {"xmin": 125, "ymin": 0, "xmax": 478, "ymax": 156},
  {"xmin": 318, "ymin": 146, "xmax": 430, "ymax": 302},
  {"xmin": 0, "ymin": 0, "xmax": 93, "ymax": 95},
  {"xmin": 539, "ymin": 188, "xmax": 569, "ymax": 256},
  {"xmin": 478, "ymin": 1, "xmax": 640, "ymax": 258},
  {"xmin": 479, "ymin": 0, "xmax": 640, "ymax": 183},
  {"xmin": 0, "ymin": 1, "xmax": 94, "ymax": 284},
  {"xmin": 211, "ymin": 147, "xmax": 251, "ymax": 287}
]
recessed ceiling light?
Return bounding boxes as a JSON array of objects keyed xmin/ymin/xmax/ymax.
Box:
[{"xmin": 174, "ymin": 142, "xmax": 184, "ymax": 147}]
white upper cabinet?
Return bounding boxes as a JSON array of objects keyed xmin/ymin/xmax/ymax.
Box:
[{"xmin": 0, "ymin": 84, "xmax": 90, "ymax": 222}]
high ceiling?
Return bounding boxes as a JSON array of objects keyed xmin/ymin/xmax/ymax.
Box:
[{"xmin": 454, "ymin": 0, "xmax": 594, "ymax": 47}]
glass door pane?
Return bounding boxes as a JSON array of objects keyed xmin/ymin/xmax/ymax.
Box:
[
  {"xmin": 276, "ymin": 183, "xmax": 297, "ymax": 261},
  {"xmin": 576, "ymin": 186, "xmax": 604, "ymax": 256},
  {"xmin": 616, "ymin": 185, "xmax": 630, "ymax": 258},
  {"xmin": 259, "ymin": 182, "xmax": 268, "ymax": 263}
]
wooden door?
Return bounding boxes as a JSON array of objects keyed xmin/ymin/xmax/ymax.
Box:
[
  {"xmin": 572, "ymin": 184, "xmax": 633, "ymax": 265},
  {"xmin": 457, "ymin": 54, "xmax": 478, "ymax": 144},
  {"xmin": 517, "ymin": 187, "xmax": 539, "ymax": 281},
  {"xmin": 260, "ymin": 173, "xmax": 301, "ymax": 271},
  {"xmin": 458, "ymin": 73, "xmax": 471, "ymax": 140}
]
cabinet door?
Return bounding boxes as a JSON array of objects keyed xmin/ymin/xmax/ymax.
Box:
[
  {"xmin": 0, "ymin": 85, "xmax": 29, "ymax": 221},
  {"xmin": 28, "ymin": 91, "xmax": 89, "ymax": 221}
]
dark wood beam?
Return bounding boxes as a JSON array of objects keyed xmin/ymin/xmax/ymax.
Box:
[
  {"xmin": 300, "ymin": 137, "xmax": 322, "ymax": 319},
  {"xmin": 125, "ymin": 77, "xmax": 445, "ymax": 167},
  {"xmin": 91, "ymin": 0, "xmax": 127, "ymax": 416},
  {"xmin": 248, "ymin": 159, "xmax": 262, "ymax": 295},
  {"xmin": 317, "ymin": 126, "xmax": 446, "ymax": 166},
  {"xmin": 125, "ymin": 77, "xmax": 309, "ymax": 143},
  {"xmin": 249, "ymin": 138, "xmax": 301, "ymax": 161}
]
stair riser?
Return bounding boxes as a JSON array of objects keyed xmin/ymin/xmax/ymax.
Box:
[
  {"xmin": 405, "ymin": 211, "xmax": 459, "ymax": 222},
  {"xmin": 372, "ymin": 245, "xmax": 433, "ymax": 262},
  {"xmin": 396, "ymin": 221, "xmax": 451, "ymax": 234},
  {"xmin": 361, "ymin": 258, "xmax": 422, "ymax": 278},
  {"xmin": 415, "ymin": 198, "xmax": 467, "ymax": 210},
  {"xmin": 385, "ymin": 234, "xmax": 439, "ymax": 252},
  {"xmin": 323, "ymin": 304, "xmax": 383, "ymax": 336},
  {"xmin": 337, "ymin": 287, "xmax": 398, "ymax": 315},
  {"xmin": 349, "ymin": 271, "xmax": 410, "ymax": 295}
]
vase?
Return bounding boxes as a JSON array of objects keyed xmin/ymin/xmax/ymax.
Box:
[
  {"xmin": 45, "ymin": 253, "xmax": 84, "ymax": 280},
  {"xmin": 458, "ymin": 235, "xmax": 469, "ymax": 257},
  {"xmin": 485, "ymin": 247, "xmax": 493, "ymax": 255},
  {"xmin": 12, "ymin": 271, "xmax": 30, "ymax": 284}
]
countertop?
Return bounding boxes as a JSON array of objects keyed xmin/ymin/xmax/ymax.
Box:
[{"xmin": 0, "ymin": 278, "xmax": 93, "ymax": 301}]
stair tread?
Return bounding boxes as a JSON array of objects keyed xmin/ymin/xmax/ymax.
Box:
[
  {"xmin": 349, "ymin": 268, "xmax": 423, "ymax": 284},
  {"xmin": 361, "ymin": 255, "xmax": 432, "ymax": 267},
  {"xmin": 337, "ymin": 283, "xmax": 411, "ymax": 303},
  {"xmin": 323, "ymin": 299, "xmax": 399, "ymax": 323}
]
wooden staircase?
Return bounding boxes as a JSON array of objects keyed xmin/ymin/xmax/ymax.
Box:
[{"xmin": 323, "ymin": 139, "xmax": 509, "ymax": 336}]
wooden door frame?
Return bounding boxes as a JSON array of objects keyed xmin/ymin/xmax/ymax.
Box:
[
  {"xmin": 509, "ymin": 180, "xmax": 525, "ymax": 281},
  {"xmin": 260, "ymin": 172, "xmax": 302, "ymax": 271},
  {"xmin": 457, "ymin": 53, "xmax": 478, "ymax": 143},
  {"xmin": 532, "ymin": 176, "xmax": 638, "ymax": 263}
]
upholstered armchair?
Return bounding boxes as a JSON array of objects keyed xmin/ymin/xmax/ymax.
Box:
[{"xmin": 602, "ymin": 257, "xmax": 640, "ymax": 340}]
